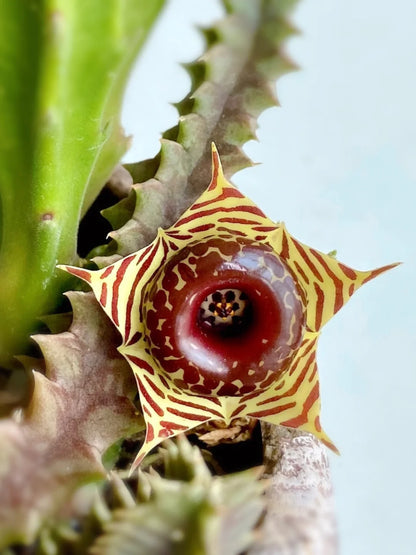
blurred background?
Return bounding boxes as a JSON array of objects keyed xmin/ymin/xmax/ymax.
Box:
[{"xmin": 122, "ymin": 1, "xmax": 416, "ymax": 553}]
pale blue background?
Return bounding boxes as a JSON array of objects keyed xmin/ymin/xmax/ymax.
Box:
[{"xmin": 122, "ymin": 1, "xmax": 416, "ymax": 553}]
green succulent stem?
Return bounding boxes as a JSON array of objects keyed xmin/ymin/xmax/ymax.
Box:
[{"xmin": 0, "ymin": 0, "xmax": 165, "ymax": 369}]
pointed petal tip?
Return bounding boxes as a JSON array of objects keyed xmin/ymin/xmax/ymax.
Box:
[
  {"xmin": 308, "ymin": 425, "xmax": 339, "ymax": 455},
  {"xmin": 129, "ymin": 453, "xmax": 144, "ymax": 476},
  {"xmin": 299, "ymin": 416, "xmax": 339, "ymax": 455},
  {"xmin": 379, "ymin": 261, "xmax": 401, "ymax": 271},
  {"xmin": 321, "ymin": 435, "xmax": 340, "ymax": 456},
  {"xmin": 362, "ymin": 261, "xmax": 401, "ymax": 285},
  {"xmin": 57, "ymin": 264, "xmax": 93, "ymax": 284},
  {"xmin": 387, "ymin": 261, "xmax": 402, "ymax": 269},
  {"xmin": 209, "ymin": 142, "xmax": 226, "ymax": 189},
  {"xmin": 211, "ymin": 142, "xmax": 221, "ymax": 169}
]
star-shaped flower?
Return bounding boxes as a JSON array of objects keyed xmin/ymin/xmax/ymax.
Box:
[{"xmin": 60, "ymin": 145, "xmax": 396, "ymax": 469}]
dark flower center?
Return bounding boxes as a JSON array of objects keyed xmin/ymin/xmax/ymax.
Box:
[{"xmin": 198, "ymin": 288, "xmax": 252, "ymax": 336}]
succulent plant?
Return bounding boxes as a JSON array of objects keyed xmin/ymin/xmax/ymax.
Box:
[
  {"xmin": 0, "ymin": 0, "xmax": 397, "ymax": 552},
  {"xmin": 61, "ymin": 146, "xmax": 396, "ymax": 469},
  {"xmin": 0, "ymin": 0, "xmax": 165, "ymax": 373}
]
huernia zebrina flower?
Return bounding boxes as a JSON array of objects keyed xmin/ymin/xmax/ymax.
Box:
[{"xmin": 61, "ymin": 145, "xmax": 396, "ymax": 469}]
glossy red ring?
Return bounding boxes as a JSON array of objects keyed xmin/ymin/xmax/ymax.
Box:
[{"xmin": 144, "ymin": 237, "xmax": 306, "ymax": 396}]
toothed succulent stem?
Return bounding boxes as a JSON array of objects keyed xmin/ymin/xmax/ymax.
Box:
[
  {"xmin": 100, "ymin": 0, "xmax": 300, "ymax": 261},
  {"xmin": 0, "ymin": 0, "xmax": 165, "ymax": 368}
]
